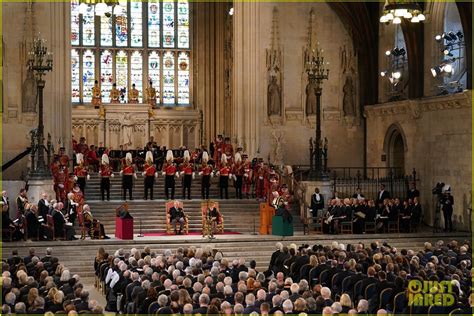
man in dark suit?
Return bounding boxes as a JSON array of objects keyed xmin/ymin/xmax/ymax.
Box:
[
  {"xmin": 51, "ymin": 202, "xmax": 77, "ymax": 240},
  {"xmin": 291, "ymin": 249, "xmax": 309, "ymax": 281},
  {"xmin": 441, "ymin": 189, "xmax": 454, "ymax": 232},
  {"xmin": 37, "ymin": 193, "xmax": 50, "ymax": 220},
  {"xmin": 369, "ymin": 271, "xmax": 394, "ymax": 312},
  {"xmin": 310, "ymin": 188, "xmax": 325, "ymax": 219},
  {"xmin": 2, "ymin": 190, "xmax": 9, "ymax": 212},
  {"xmin": 7, "ymin": 250, "xmax": 22, "ymax": 267},
  {"xmin": 407, "ymin": 182, "xmax": 420, "ymax": 200},
  {"xmin": 25, "ymin": 205, "xmax": 47, "ymax": 240},
  {"xmin": 359, "ymin": 267, "xmax": 378, "ymax": 300},
  {"xmin": 169, "ymin": 201, "xmax": 186, "ymax": 235},
  {"xmin": 376, "ymin": 184, "xmax": 390, "ymax": 205},
  {"xmin": 332, "ymin": 261, "xmax": 355, "ymax": 295},
  {"xmin": 23, "ymin": 248, "xmax": 36, "ymax": 265},
  {"xmin": 344, "ymin": 264, "xmax": 366, "ymax": 297},
  {"xmin": 352, "ymin": 187, "xmax": 365, "ymax": 200},
  {"xmin": 192, "ymin": 293, "xmax": 210, "ymax": 314},
  {"xmin": 411, "ymin": 197, "xmax": 422, "ymax": 228}
]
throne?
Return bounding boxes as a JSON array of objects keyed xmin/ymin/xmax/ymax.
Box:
[
  {"xmin": 200, "ymin": 201, "xmax": 224, "ymax": 236},
  {"xmin": 165, "ymin": 200, "xmax": 189, "ymax": 234}
]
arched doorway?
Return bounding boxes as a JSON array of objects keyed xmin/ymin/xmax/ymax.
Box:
[{"xmin": 384, "ymin": 124, "xmax": 406, "ymax": 176}]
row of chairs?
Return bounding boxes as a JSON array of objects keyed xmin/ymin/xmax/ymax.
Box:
[{"xmin": 307, "ymin": 210, "xmax": 418, "ymax": 235}]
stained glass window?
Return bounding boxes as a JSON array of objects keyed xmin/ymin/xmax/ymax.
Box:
[
  {"xmin": 71, "ymin": 49, "xmax": 80, "ymax": 102},
  {"xmin": 162, "ymin": 1, "xmax": 175, "ymax": 48},
  {"xmin": 162, "ymin": 51, "xmax": 175, "ymax": 104},
  {"xmin": 100, "ymin": 15, "xmax": 113, "ymax": 46},
  {"xmin": 131, "ymin": 51, "xmax": 143, "ymax": 102},
  {"xmin": 82, "ymin": 50, "xmax": 95, "ymax": 103},
  {"xmin": 71, "ymin": 1, "xmax": 191, "ymax": 105},
  {"xmin": 130, "ymin": 1, "xmax": 143, "ymax": 47},
  {"xmin": 100, "ymin": 50, "xmax": 113, "ymax": 103},
  {"xmin": 71, "ymin": 0, "xmax": 80, "ymax": 45},
  {"xmin": 116, "ymin": 12, "xmax": 128, "ymax": 47},
  {"xmin": 177, "ymin": 1, "xmax": 189, "ymax": 49},
  {"xmin": 148, "ymin": 0, "xmax": 160, "ymax": 47},
  {"xmin": 82, "ymin": 5, "xmax": 95, "ymax": 46},
  {"xmin": 116, "ymin": 50, "xmax": 128, "ymax": 93},
  {"xmin": 177, "ymin": 52, "xmax": 190, "ymax": 104},
  {"xmin": 148, "ymin": 52, "xmax": 161, "ymax": 100}
]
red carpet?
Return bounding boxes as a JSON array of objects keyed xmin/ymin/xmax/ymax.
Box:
[{"xmin": 143, "ymin": 231, "xmax": 241, "ymax": 237}]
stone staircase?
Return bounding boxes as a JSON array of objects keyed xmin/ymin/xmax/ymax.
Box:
[{"xmin": 87, "ymin": 200, "xmax": 262, "ymax": 235}]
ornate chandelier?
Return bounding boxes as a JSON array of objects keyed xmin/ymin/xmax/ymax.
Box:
[
  {"xmin": 78, "ymin": 0, "xmax": 127, "ymax": 17},
  {"xmin": 379, "ymin": 0, "xmax": 426, "ymax": 24}
]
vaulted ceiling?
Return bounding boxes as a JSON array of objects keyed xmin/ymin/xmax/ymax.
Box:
[{"xmin": 328, "ymin": 1, "xmax": 472, "ymax": 106}]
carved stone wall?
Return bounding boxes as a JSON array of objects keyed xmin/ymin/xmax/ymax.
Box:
[
  {"xmin": 72, "ymin": 105, "xmax": 200, "ymax": 150},
  {"xmin": 365, "ymin": 91, "xmax": 472, "ymax": 230},
  {"xmin": 233, "ymin": 2, "xmax": 364, "ymax": 166}
]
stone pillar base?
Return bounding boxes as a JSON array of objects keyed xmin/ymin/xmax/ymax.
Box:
[{"xmin": 27, "ymin": 178, "xmax": 55, "ymax": 204}]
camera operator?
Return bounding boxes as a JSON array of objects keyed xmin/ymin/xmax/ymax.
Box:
[{"xmin": 440, "ymin": 186, "xmax": 454, "ymax": 232}]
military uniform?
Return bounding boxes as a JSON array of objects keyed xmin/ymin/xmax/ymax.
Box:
[
  {"xmin": 143, "ymin": 162, "xmax": 157, "ymax": 200},
  {"xmin": 180, "ymin": 161, "xmax": 194, "ymax": 200},
  {"xmin": 110, "ymin": 86, "xmax": 121, "ymax": 103},
  {"xmin": 162, "ymin": 152, "xmax": 177, "ymax": 200},
  {"xmin": 122, "ymin": 164, "xmax": 135, "ymax": 200},
  {"xmin": 74, "ymin": 165, "xmax": 88, "ymax": 196},
  {"xmin": 99, "ymin": 163, "xmax": 113, "ymax": 201}
]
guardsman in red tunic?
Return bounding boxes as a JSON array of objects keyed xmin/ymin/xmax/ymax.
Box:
[
  {"xmin": 217, "ymin": 154, "xmax": 232, "ymax": 199},
  {"xmin": 71, "ymin": 183, "xmax": 85, "ymax": 222},
  {"xmin": 74, "ymin": 153, "xmax": 90, "ymax": 197},
  {"xmin": 213, "ymin": 135, "xmax": 224, "ymax": 168},
  {"xmin": 54, "ymin": 165, "xmax": 68, "ymax": 202},
  {"xmin": 199, "ymin": 152, "xmax": 213, "ymax": 200},
  {"xmin": 120, "ymin": 153, "xmax": 136, "ymax": 200},
  {"xmin": 267, "ymin": 167, "xmax": 280, "ymax": 203},
  {"xmin": 180, "ymin": 150, "xmax": 194, "ymax": 200},
  {"xmin": 255, "ymin": 159, "xmax": 267, "ymax": 201},
  {"xmin": 242, "ymin": 153, "xmax": 252, "ymax": 199},
  {"xmin": 232, "ymin": 153, "xmax": 244, "ymax": 199},
  {"xmin": 224, "ymin": 137, "xmax": 234, "ymax": 165},
  {"xmin": 142, "ymin": 151, "xmax": 158, "ymax": 200},
  {"xmin": 99, "ymin": 154, "xmax": 114, "ymax": 201},
  {"xmin": 162, "ymin": 150, "xmax": 178, "ymax": 200}
]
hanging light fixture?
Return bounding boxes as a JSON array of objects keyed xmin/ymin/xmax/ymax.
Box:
[{"xmin": 380, "ymin": 0, "xmax": 426, "ymax": 25}]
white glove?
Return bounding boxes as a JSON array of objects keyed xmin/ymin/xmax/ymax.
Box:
[
  {"xmin": 142, "ymin": 171, "xmax": 146, "ymax": 176},
  {"xmin": 198, "ymin": 171, "xmax": 203, "ymax": 176},
  {"xmin": 192, "ymin": 172, "xmax": 195, "ymax": 180},
  {"xmin": 111, "ymin": 173, "xmax": 115, "ymax": 178},
  {"xmin": 162, "ymin": 171, "xmax": 166, "ymax": 176},
  {"xmin": 154, "ymin": 172, "xmax": 158, "ymax": 178},
  {"xmin": 175, "ymin": 172, "xmax": 180, "ymax": 178},
  {"xmin": 211, "ymin": 172, "xmax": 214, "ymax": 178},
  {"xmin": 134, "ymin": 173, "xmax": 137, "ymax": 179},
  {"xmin": 180, "ymin": 171, "xmax": 185, "ymax": 176},
  {"xmin": 244, "ymin": 173, "xmax": 249, "ymax": 178},
  {"xmin": 309, "ymin": 209, "xmax": 313, "ymax": 212},
  {"xmin": 120, "ymin": 170, "xmax": 123, "ymax": 175},
  {"xmin": 229, "ymin": 173, "xmax": 233, "ymax": 179},
  {"xmin": 216, "ymin": 171, "xmax": 220, "ymax": 177},
  {"xmin": 233, "ymin": 175, "xmax": 237, "ymax": 181},
  {"xmin": 99, "ymin": 170, "xmax": 102, "ymax": 175},
  {"xmin": 74, "ymin": 176, "xmax": 78, "ymax": 181},
  {"xmin": 87, "ymin": 174, "xmax": 90, "ymax": 180},
  {"xmin": 58, "ymin": 184, "xmax": 64, "ymax": 189}
]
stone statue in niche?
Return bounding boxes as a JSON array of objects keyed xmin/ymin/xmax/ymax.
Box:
[
  {"xmin": 271, "ymin": 129, "xmax": 284, "ymax": 167},
  {"xmin": 342, "ymin": 76, "xmax": 356, "ymax": 117},
  {"xmin": 22, "ymin": 69, "xmax": 37, "ymax": 113},
  {"xmin": 305, "ymin": 80, "xmax": 317, "ymax": 116},
  {"xmin": 121, "ymin": 113, "xmax": 134, "ymax": 148},
  {"xmin": 267, "ymin": 75, "xmax": 281, "ymax": 116}
]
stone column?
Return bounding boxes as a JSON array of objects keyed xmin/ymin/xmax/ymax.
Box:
[{"xmin": 232, "ymin": 2, "xmax": 262, "ymax": 157}]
